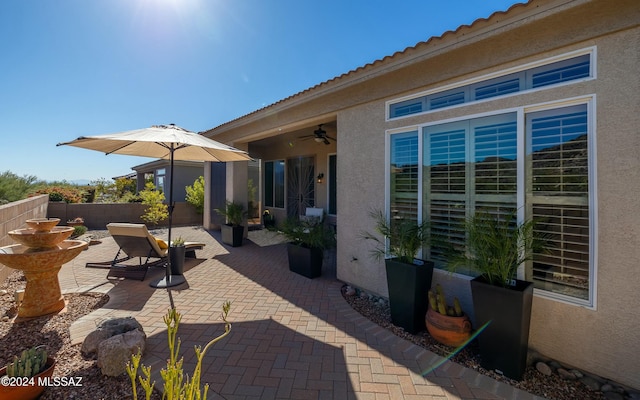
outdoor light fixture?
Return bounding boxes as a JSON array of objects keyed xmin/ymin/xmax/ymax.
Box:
[{"xmin": 317, "ymin": 173, "xmax": 324, "ymax": 183}]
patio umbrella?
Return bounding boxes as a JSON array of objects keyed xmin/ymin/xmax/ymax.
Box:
[{"xmin": 57, "ymin": 124, "xmax": 252, "ymax": 288}]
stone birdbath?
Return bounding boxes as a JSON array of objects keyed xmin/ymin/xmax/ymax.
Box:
[{"xmin": 0, "ymin": 218, "xmax": 88, "ymax": 318}]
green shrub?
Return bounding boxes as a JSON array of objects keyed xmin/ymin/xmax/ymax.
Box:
[
  {"xmin": 71, "ymin": 225, "xmax": 87, "ymax": 238},
  {"xmin": 139, "ymin": 182, "xmax": 168, "ymax": 225},
  {"xmin": 185, "ymin": 176, "xmax": 205, "ymax": 214}
]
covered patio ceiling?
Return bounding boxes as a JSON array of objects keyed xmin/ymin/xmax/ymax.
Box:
[{"xmin": 249, "ymin": 120, "xmax": 337, "ymax": 149}]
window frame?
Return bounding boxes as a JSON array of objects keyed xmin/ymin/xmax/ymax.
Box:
[
  {"xmin": 263, "ymin": 159, "xmax": 286, "ymax": 209},
  {"xmin": 386, "ymin": 95, "xmax": 597, "ymax": 308},
  {"xmin": 386, "ymin": 47, "xmax": 596, "ymax": 121}
]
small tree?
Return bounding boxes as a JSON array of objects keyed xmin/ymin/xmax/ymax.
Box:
[
  {"xmin": 185, "ymin": 176, "xmax": 205, "ymax": 214},
  {"xmin": 139, "ymin": 182, "xmax": 168, "ymax": 225}
]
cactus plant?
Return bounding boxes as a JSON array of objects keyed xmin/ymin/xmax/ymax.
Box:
[
  {"xmin": 5, "ymin": 346, "xmax": 48, "ymax": 377},
  {"xmin": 428, "ymin": 284, "xmax": 463, "ymax": 317}
]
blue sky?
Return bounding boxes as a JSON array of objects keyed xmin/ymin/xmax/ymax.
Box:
[{"xmin": 1, "ymin": 0, "xmax": 518, "ymax": 183}]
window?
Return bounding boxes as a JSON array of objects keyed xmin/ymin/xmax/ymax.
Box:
[
  {"xmin": 423, "ymin": 114, "xmax": 517, "ymax": 263},
  {"xmin": 156, "ymin": 168, "xmax": 166, "ymax": 193},
  {"xmin": 391, "ymin": 101, "xmax": 594, "ymax": 305},
  {"xmin": 264, "ymin": 160, "xmax": 285, "ymax": 208},
  {"xmin": 527, "ymin": 105, "xmax": 590, "ymax": 301},
  {"xmin": 390, "ymin": 132, "xmax": 419, "ymax": 221},
  {"xmin": 388, "ymin": 52, "xmax": 592, "ymax": 119}
]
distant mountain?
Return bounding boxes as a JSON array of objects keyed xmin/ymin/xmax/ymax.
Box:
[{"xmin": 68, "ymin": 179, "xmax": 92, "ymax": 186}]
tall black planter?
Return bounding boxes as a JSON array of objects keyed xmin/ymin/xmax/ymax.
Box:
[
  {"xmin": 385, "ymin": 258, "xmax": 434, "ymax": 334},
  {"xmin": 287, "ymin": 243, "xmax": 323, "ymax": 279},
  {"xmin": 470, "ymin": 276, "xmax": 533, "ymax": 380},
  {"xmin": 221, "ymin": 224, "xmax": 244, "ymax": 247},
  {"xmin": 169, "ymin": 246, "xmax": 186, "ymax": 275}
]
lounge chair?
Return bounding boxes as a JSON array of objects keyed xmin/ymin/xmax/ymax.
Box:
[{"xmin": 85, "ymin": 223, "xmax": 205, "ymax": 280}]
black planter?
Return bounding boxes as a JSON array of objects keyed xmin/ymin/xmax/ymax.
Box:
[
  {"xmin": 169, "ymin": 246, "xmax": 186, "ymax": 275},
  {"xmin": 385, "ymin": 258, "xmax": 434, "ymax": 334},
  {"xmin": 221, "ymin": 224, "xmax": 244, "ymax": 247},
  {"xmin": 287, "ymin": 243, "xmax": 323, "ymax": 279},
  {"xmin": 470, "ymin": 276, "xmax": 534, "ymax": 380}
]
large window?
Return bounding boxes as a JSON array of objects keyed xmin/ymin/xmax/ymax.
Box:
[
  {"xmin": 264, "ymin": 160, "xmax": 285, "ymax": 208},
  {"xmin": 390, "ymin": 101, "xmax": 594, "ymax": 306}
]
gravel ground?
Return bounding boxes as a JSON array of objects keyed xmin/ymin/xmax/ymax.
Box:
[
  {"xmin": 341, "ymin": 285, "xmax": 608, "ymax": 400},
  {"xmin": 0, "ymin": 271, "xmax": 161, "ymax": 400}
]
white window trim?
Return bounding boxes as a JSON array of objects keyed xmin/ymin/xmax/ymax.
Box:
[
  {"xmin": 386, "ymin": 46, "xmax": 597, "ymax": 121},
  {"xmin": 385, "ymin": 94, "xmax": 597, "ymax": 308}
]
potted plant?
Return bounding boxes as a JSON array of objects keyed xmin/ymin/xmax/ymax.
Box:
[
  {"xmin": 0, "ymin": 345, "xmax": 55, "ymax": 400},
  {"xmin": 425, "ymin": 284, "xmax": 472, "ymax": 347},
  {"xmin": 447, "ymin": 210, "xmax": 549, "ymax": 380},
  {"xmin": 215, "ymin": 201, "xmax": 247, "ymax": 247},
  {"xmin": 362, "ymin": 210, "xmax": 433, "ymax": 334},
  {"xmin": 262, "ymin": 209, "xmax": 275, "ymax": 228},
  {"xmin": 67, "ymin": 217, "xmax": 85, "ymax": 227},
  {"xmin": 169, "ymin": 236, "xmax": 186, "ymax": 275},
  {"xmin": 279, "ymin": 216, "xmax": 336, "ymax": 279}
]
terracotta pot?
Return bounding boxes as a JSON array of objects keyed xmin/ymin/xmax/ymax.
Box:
[
  {"xmin": 425, "ymin": 306, "xmax": 472, "ymax": 347},
  {"xmin": 0, "ymin": 357, "xmax": 56, "ymax": 400}
]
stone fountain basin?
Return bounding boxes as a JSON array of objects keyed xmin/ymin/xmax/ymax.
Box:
[
  {"xmin": 0, "ymin": 240, "xmax": 88, "ymax": 272},
  {"xmin": 8, "ymin": 226, "xmax": 74, "ymax": 248},
  {"xmin": 25, "ymin": 218, "xmax": 61, "ymax": 232}
]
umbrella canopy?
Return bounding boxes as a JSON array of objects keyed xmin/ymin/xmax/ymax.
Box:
[
  {"xmin": 57, "ymin": 124, "xmax": 251, "ymax": 163},
  {"xmin": 58, "ymin": 124, "xmax": 252, "ymax": 288}
]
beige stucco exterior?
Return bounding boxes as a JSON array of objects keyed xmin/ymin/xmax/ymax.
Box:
[{"xmin": 203, "ymin": 0, "xmax": 640, "ymax": 389}]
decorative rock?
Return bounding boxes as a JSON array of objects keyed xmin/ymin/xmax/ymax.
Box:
[
  {"xmin": 82, "ymin": 317, "xmax": 144, "ymax": 356},
  {"xmin": 601, "ymin": 384, "xmax": 614, "ymax": 392},
  {"xmin": 557, "ymin": 368, "xmax": 577, "ymax": 380},
  {"xmin": 627, "ymin": 390, "xmax": 640, "ymax": 400},
  {"xmin": 377, "ymin": 299, "xmax": 386, "ymax": 307},
  {"xmin": 603, "ymin": 392, "xmax": 624, "ymax": 400},
  {"xmin": 0, "ymin": 290, "xmax": 7, "ymax": 295},
  {"xmin": 581, "ymin": 376, "xmax": 602, "ymax": 391},
  {"xmin": 570, "ymin": 369, "xmax": 584, "ymax": 379},
  {"xmin": 344, "ymin": 286, "xmax": 356, "ymax": 296},
  {"xmin": 1, "ymin": 316, "xmax": 8, "ymax": 322},
  {"xmin": 536, "ymin": 361, "xmax": 552, "ymax": 376},
  {"xmin": 548, "ymin": 360, "xmax": 562, "ymax": 371},
  {"xmin": 97, "ymin": 328, "xmax": 146, "ymax": 376}
]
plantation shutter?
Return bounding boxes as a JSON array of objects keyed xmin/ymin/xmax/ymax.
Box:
[{"xmin": 526, "ymin": 105, "xmax": 590, "ymax": 301}]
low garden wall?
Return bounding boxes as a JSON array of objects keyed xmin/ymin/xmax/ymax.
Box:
[
  {"xmin": 47, "ymin": 202, "xmax": 203, "ymax": 230},
  {"xmin": 0, "ymin": 195, "xmax": 49, "ymax": 281}
]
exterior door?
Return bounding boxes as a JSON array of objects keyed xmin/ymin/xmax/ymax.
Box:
[{"xmin": 287, "ymin": 156, "xmax": 315, "ymax": 218}]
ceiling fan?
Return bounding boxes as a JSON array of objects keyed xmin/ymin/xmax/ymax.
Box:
[{"xmin": 298, "ymin": 124, "xmax": 335, "ymax": 145}]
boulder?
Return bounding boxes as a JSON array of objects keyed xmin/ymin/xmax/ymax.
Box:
[
  {"xmin": 97, "ymin": 329, "xmax": 146, "ymax": 376},
  {"xmin": 82, "ymin": 317, "xmax": 144, "ymax": 356}
]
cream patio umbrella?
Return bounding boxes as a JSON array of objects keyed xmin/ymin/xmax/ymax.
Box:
[{"xmin": 57, "ymin": 124, "xmax": 252, "ymax": 288}]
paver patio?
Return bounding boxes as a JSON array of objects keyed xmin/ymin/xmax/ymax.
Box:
[{"xmin": 60, "ymin": 226, "xmax": 543, "ymax": 400}]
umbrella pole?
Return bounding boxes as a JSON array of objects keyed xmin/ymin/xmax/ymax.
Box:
[{"xmin": 150, "ymin": 143, "xmax": 186, "ymax": 288}]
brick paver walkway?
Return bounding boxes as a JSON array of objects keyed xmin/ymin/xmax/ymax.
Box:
[{"xmin": 59, "ymin": 226, "xmax": 543, "ymax": 400}]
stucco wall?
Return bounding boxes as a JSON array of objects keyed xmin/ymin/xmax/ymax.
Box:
[{"xmin": 336, "ymin": 3, "xmax": 640, "ymax": 389}]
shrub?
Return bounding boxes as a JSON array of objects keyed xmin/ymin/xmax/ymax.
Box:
[
  {"xmin": 139, "ymin": 182, "xmax": 168, "ymax": 225},
  {"xmin": 71, "ymin": 225, "xmax": 87, "ymax": 238},
  {"xmin": 33, "ymin": 186, "xmax": 85, "ymax": 203},
  {"xmin": 185, "ymin": 176, "xmax": 205, "ymax": 214}
]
